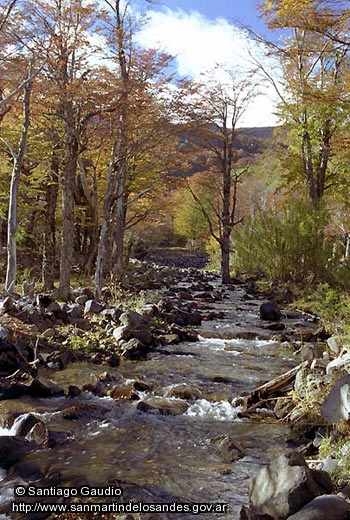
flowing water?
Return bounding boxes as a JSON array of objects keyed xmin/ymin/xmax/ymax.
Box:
[{"xmin": 0, "ymin": 283, "xmax": 316, "ymax": 519}]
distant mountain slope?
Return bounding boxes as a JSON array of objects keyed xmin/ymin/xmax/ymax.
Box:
[{"xmin": 174, "ymin": 126, "xmax": 276, "ymax": 177}]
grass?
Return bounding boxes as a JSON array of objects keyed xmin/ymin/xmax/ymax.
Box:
[
  {"xmin": 292, "ymin": 283, "xmax": 350, "ymax": 342},
  {"xmin": 318, "ymin": 422, "xmax": 350, "ymax": 483}
]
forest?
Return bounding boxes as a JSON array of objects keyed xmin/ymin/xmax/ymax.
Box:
[
  {"xmin": 0, "ymin": 1, "xmax": 350, "ymax": 519},
  {"xmin": 0, "ymin": 0, "xmax": 349, "ymax": 297}
]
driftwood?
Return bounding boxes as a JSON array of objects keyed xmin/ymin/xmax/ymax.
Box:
[{"xmin": 243, "ymin": 361, "xmax": 308, "ymax": 408}]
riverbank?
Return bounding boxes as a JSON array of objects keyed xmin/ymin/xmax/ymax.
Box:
[{"xmin": 0, "ymin": 262, "xmax": 349, "ymax": 519}]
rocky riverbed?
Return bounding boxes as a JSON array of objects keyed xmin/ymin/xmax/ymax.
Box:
[{"xmin": 0, "ymin": 262, "xmax": 350, "ymax": 519}]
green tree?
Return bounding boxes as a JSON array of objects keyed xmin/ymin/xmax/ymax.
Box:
[{"xmin": 258, "ymin": 0, "xmax": 350, "ymax": 209}]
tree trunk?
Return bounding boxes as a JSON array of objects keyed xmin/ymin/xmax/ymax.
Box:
[
  {"xmin": 220, "ymin": 237, "xmax": 231, "ymax": 284},
  {"xmin": 42, "ymin": 145, "xmax": 59, "ymax": 290},
  {"xmin": 220, "ymin": 124, "xmax": 234, "ymax": 284},
  {"xmin": 77, "ymin": 160, "xmax": 99, "ymax": 274},
  {"xmin": 112, "ymin": 161, "xmax": 128, "ymax": 277},
  {"xmin": 94, "ymin": 140, "xmax": 119, "ymax": 296},
  {"xmin": 95, "ymin": 0, "xmax": 129, "ymax": 294},
  {"xmin": 5, "ymin": 75, "xmax": 32, "ymax": 293},
  {"xmin": 59, "ymin": 98, "xmax": 78, "ymax": 300}
]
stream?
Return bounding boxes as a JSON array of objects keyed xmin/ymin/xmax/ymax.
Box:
[{"xmin": 0, "ymin": 281, "xmax": 319, "ymax": 519}]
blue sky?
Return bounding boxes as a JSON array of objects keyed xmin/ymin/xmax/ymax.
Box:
[
  {"xmin": 154, "ymin": 0, "xmax": 267, "ymax": 34},
  {"xmin": 136, "ymin": 1, "xmax": 279, "ymax": 127}
]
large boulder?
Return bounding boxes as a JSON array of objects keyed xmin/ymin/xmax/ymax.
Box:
[
  {"xmin": 260, "ymin": 301, "xmax": 281, "ymax": 321},
  {"xmin": 119, "ymin": 310, "xmax": 149, "ymax": 329},
  {"xmin": 286, "ymin": 494, "xmax": 350, "ymax": 520},
  {"xmin": 249, "ymin": 451, "xmax": 333, "ymax": 519},
  {"xmin": 84, "ymin": 299, "xmax": 105, "ymax": 315},
  {"xmin": 322, "ymin": 375, "xmax": 350, "ymax": 423},
  {"xmin": 326, "ymin": 354, "xmax": 350, "ymax": 378},
  {"xmin": 294, "ymin": 370, "xmax": 330, "ymax": 399}
]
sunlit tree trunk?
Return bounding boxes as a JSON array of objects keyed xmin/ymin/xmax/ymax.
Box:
[
  {"xmin": 4, "ymin": 73, "xmax": 32, "ymax": 293},
  {"xmin": 95, "ymin": 0, "xmax": 129, "ymax": 295}
]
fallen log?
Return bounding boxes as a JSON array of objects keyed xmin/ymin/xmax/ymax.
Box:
[{"xmin": 243, "ymin": 361, "xmax": 308, "ymax": 408}]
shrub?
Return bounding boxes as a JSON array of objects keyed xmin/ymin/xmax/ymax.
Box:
[{"xmin": 232, "ymin": 200, "xmax": 332, "ymax": 283}]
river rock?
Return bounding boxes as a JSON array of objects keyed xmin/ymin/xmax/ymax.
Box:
[
  {"xmin": 133, "ymin": 380, "xmax": 152, "ymax": 392},
  {"xmin": 249, "ymin": 451, "xmax": 333, "ymax": 519},
  {"xmin": 326, "ymin": 353, "xmax": 350, "ymax": 378},
  {"xmin": 159, "ymin": 334, "xmax": 180, "ymax": 345},
  {"xmin": 67, "ymin": 385, "xmax": 82, "ymax": 397},
  {"xmin": 327, "ymin": 336, "xmax": 343, "ymax": 356},
  {"xmin": 16, "ymin": 413, "xmax": 42, "ymax": 437},
  {"xmin": 106, "ymin": 353, "xmax": 120, "ymax": 367},
  {"xmin": 81, "ymin": 287, "xmax": 95, "ymax": 300},
  {"xmin": 174, "ymin": 309, "xmax": 202, "ymax": 326},
  {"xmin": 322, "ymin": 375, "xmax": 350, "ymax": 423},
  {"xmin": 18, "ymin": 304, "xmax": 42, "ymax": 325},
  {"xmin": 137, "ymin": 397, "xmax": 189, "ymax": 416},
  {"xmin": 60, "ymin": 402, "xmax": 110, "ymax": 421},
  {"xmin": 68, "ymin": 304, "xmax": 84, "ymax": 322},
  {"xmin": 0, "ymin": 376, "xmax": 34, "ymax": 399},
  {"xmin": 0, "ymin": 436, "xmax": 35, "ymax": 469},
  {"xmin": 260, "ymin": 301, "xmax": 281, "ymax": 321},
  {"xmin": 120, "ymin": 310, "xmax": 150, "ymax": 329},
  {"xmin": 29, "ymin": 377, "xmax": 65, "ymax": 398},
  {"xmin": 46, "ymin": 301, "xmax": 61, "ymax": 313},
  {"xmin": 113, "ymin": 325, "xmax": 132, "ymax": 342},
  {"xmin": 139, "ymin": 304, "xmax": 160, "ymax": 319},
  {"xmin": 263, "ymin": 322, "xmax": 286, "ymax": 331},
  {"xmin": 286, "ymin": 494, "xmax": 350, "ymax": 519},
  {"xmin": 25, "ymin": 421, "xmax": 50, "ymax": 447},
  {"xmin": 166, "ymin": 384, "xmax": 202, "ymax": 400},
  {"xmin": 102, "ymin": 306, "xmax": 123, "ymax": 322},
  {"xmin": 213, "ymin": 435, "xmax": 246, "ymax": 462},
  {"xmin": 294, "ymin": 369, "xmax": 330, "ymax": 399},
  {"xmin": 47, "ymin": 348, "xmax": 86, "ymax": 369},
  {"xmin": 0, "ymin": 342, "xmax": 28, "ymax": 377},
  {"xmin": 84, "ymin": 299, "xmax": 105, "ymax": 315},
  {"xmin": 120, "ymin": 338, "xmax": 149, "ymax": 360},
  {"xmin": 75, "ymin": 294, "xmax": 89, "ymax": 306},
  {"xmin": 130, "ymin": 329, "xmax": 154, "ymax": 346},
  {"xmin": 176, "ymin": 290, "xmax": 193, "ymax": 300},
  {"xmin": 157, "ymin": 298, "xmax": 173, "ymax": 313},
  {"xmin": 169, "ymin": 324, "xmax": 199, "ymax": 342},
  {"xmin": 48, "ymin": 307, "xmax": 69, "ymax": 325},
  {"xmin": 0, "ymin": 325, "xmax": 9, "ymax": 340},
  {"xmin": 109, "ymin": 386, "xmax": 139, "ymax": 400}
]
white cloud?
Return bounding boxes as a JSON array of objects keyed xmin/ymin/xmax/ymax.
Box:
[{"xmin": 135, "ymin": 8, "xmax": 279, "ymax": 127}]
